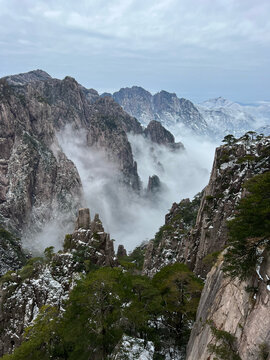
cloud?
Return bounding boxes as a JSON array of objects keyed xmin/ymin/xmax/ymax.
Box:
[
  {"xmin": 53, "ymin": 126, "xmax": 217, "ymax": 252},
  {"xmin": 0, "ymin": 0, "xmax": 269, "ymax": 102}
]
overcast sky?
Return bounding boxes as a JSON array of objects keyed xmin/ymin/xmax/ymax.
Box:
[{"xmin": 0, "ymin": 0, "xmax": 269, "ymax": 103}]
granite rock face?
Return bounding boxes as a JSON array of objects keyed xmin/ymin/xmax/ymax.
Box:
[
  {"xmin": 117, "ymin": 244, "xmax": 127, "ymax": 258},
  {"xmin": 186, "ymin": 250, "xmax": 270, "ymax": 360},
  {"xmin": 147, "ymin": 175, "xmax": 162, "ymax": 195},
  {"xmin": 143, "ymin": 135, "xmax": 270, "ymax": 278},
  {"xmin": 0, "ymin": 76, "xmax": 82, "ymax": 238},
  {"xmin": 0, "ymin": 208, "xmax": 116, "ymax": 356}
]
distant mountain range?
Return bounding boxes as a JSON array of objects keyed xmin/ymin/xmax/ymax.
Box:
[
  {"xmin": 101, "ymin": 86, "xmax": 210, "ymax": 136},
  {"xmin": 103, "ymin": 88, "xmax": 270, "ymax": 140}
]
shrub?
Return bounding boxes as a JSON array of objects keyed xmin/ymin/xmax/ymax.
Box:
[
  {"xmin": 202, "ymin": 251, "xmax": 221, "ymax": 267},
  {"xmin": 207, "ymin": 322, "xmax": 242, "ymax": 360}
]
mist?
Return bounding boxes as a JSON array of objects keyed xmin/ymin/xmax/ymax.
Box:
[{"xmin": 55, "ymin": 126, "xmax": 217, "ymax": 252}]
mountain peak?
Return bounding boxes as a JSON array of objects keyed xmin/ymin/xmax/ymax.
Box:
[
  {"xmin": 4, "ymin": 69, "xmax": 52, "ymax": 86},
  {"xmin": 199, "ymin": 97, "xmax": 233, "ymax": 108}
]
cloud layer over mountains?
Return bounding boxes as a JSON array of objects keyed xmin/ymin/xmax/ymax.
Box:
[{"xmin": 57, "ymin": 127, "xmax": 216, "ymax": 251}]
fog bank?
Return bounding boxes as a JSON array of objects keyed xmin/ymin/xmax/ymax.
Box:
[{"xmin": 56, "ymin": 127, "xmax": 217, "ymax": 251}]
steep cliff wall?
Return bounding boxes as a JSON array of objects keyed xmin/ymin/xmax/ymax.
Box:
[
  {"xmin": 186, "ymin": 250, "xmax": 270, "ymax": 360},
  {"xmin": 0, "ymin": 77, "xmax": 82, "ymax": 238}
]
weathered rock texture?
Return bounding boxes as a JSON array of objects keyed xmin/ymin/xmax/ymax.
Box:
[
  {"xmin": 186, "ymin": 250, "xmax": 270, "ymax": 360},
  {"xmin": 147, "ymin": 175, "xmax": 162, "ymax": 195},
  {"xmin": 143, "ymin": 194, "xmax": 202, "ymax": 277},
  {"xmin": 0, "ymin": 208, "xmax": 116, "ymax": 356},
  {"xmin": 106, "ymin": 86, "xmax": 210, "ymax": 136},
  {"xmin": 0, "ymin": 77, "xmax": 82, "ymax": 241},
  {"xmin": 143, "ymin": 135, "xmax": 270, "ymax": 278}
]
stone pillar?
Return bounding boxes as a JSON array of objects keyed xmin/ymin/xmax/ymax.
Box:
[
  {"xmin": 117, "ymin": 245, "xmax": 127, "ymax": 258},
  {"xmin": 75, "ymin": 208, "xmax": 91, "ymax": 230}
]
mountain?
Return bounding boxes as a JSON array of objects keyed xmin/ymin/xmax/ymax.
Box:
[
  {"xmin": 0, "ymin": 70, "xmax": 184, "ymax": 274},
  {"xmin": 103, "ymin": 86, "xmax": 210, "ymax": 136},
  {"xmin": 142, "ymin": 133, "xmax": 270, "ymax": 359},
  {"xmin": 0, "ymin": 131, "xmax": 269, "ymax": 359},
  {"xmin": 104, "ymin": 88, "xmax": 270, "ymax": 140},
  {"xmin": 1, "ymin": 70, "xmax": 269, "ymax": 359},
  {"xmin": 0, "ymin": 70, "xmax": 142, "ymax": 266}
]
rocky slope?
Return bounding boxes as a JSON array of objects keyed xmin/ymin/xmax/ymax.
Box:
[
  {"xmin": 143, "ymin": 134, "xmax": 270, "ymax": 278},
  {"xmin": 105, "ymin": 86, "xmax": 210, "ymax": 136},
  {"xmin": 0, "ymin": 208, "xmax": 117, "ymax": 356}
]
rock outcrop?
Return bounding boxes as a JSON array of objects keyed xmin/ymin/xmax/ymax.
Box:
[
  {"xmin": 117, "ymin": 244, "xmax": 127, "ymax": 258},
  {"xmin": 143, "ymin": 135, "xmax": 270, "ymax": 278},
  {"xmin": 186, "ymin": 250, "xmax": 270, "ymax": 360},
  {"xmin": 0, "ymin": 208, "xmax": 116, "ymax": 356},
  {"xmin": 147, "ymin": 175, "xmax": 162, "ymax": 195},
  {"xmin": 144, "ymin": 120, "xmax": 184, "ymax": 150}
]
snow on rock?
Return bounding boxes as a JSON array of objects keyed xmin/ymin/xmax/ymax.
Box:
[
  {"xmin": 111, "ymin": 335, "xmax": 154, "ymax": 360},
  {"xmin": 0, "ymin": 208, "xmax": 117, "ymax": 357}
]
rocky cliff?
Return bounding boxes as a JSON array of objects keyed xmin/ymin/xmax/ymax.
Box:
[
  {"xmin": 0, "ymin": 76, "xmax": 82, "ymax": 240},
  {"xmin": 0, "ymin": 208, "xmax": 117, "ymax": 356},
  {"xmin": 186, "ymin": 249, "xmax": 270, "ymax": 360},
  {"xmin": 143, "ymin": 134, "xmax": 270, "ymax": 278}
]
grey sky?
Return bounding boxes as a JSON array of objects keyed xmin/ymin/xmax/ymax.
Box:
[{"xmin": 0, "ymin": 0, "xmax": 269, "ymax": 102}]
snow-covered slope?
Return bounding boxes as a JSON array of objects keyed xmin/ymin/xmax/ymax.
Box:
[
  {"xmin": 198, "ymin": 97, "xmax": 255, "ymax": 140},
  {"xmin": 198, "ymin": 97, "xmax": 270, "ymax": 140}
]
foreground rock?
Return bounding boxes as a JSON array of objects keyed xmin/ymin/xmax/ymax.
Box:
[
  {"xmin": 186, "ymin": 250, "xmax": 270, "ymax": 360},
  {"xmin": 0, "ymin": 208, "xmax": 116, "ymax": 356}
]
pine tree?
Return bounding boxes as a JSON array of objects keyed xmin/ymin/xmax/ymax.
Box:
[{"xmin": 224, "ymin": 171, "xmax": 270, "ymax": 279}]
